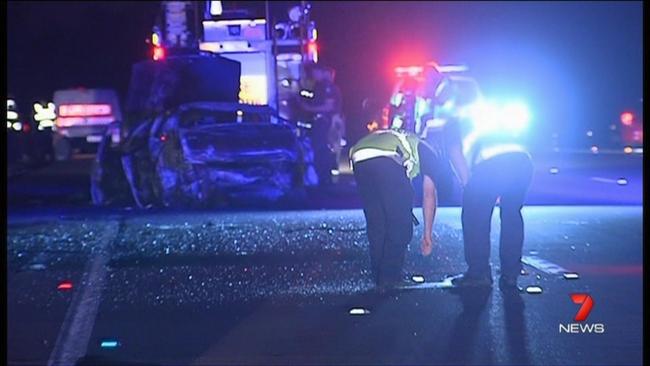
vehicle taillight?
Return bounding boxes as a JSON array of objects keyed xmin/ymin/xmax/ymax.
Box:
[
  {"xmin": 307, "ymin": 42, "xmax": 318, "ymax": 63},
  {"xmin": 395, "ymin": 66, "xmax": 423, "ymax": 77},
  {"xmin": 153, "ymin": 46, "xmax": 166, "ymax": 61},
  {"xmin": 620, "ymin": 112, "xmax": 634, "ymax": 126},
  {"xmin": 59, "ymin": 104, "xmax": 112, "ymax": 117}
]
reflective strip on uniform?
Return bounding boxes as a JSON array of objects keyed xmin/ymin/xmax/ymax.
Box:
[
  {"xmin": 351, "ymin": 148, "xmax": 401, "ymax": 164},
  {"xmin": 388, "ymin": 130, "xmax": 416, "ymax": 176}
]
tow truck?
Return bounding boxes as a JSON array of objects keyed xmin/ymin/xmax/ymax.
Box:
[{"xmin": 91, "ymin": 1, "xmax": 340, "ymax": 207}]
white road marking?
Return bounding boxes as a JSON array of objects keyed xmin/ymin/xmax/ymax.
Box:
[
  {"xmin": 590, "ymin": 177, "xmax": 617, "ymax": 184},
  {"xmin": 399, "ymin": 276, "xmax": 454, "ymax": 290},
  {"xmin": 521, "ymin": 255, "xmax": 569, "ymax": 275},
  {"xmin": 48, "ymin": 221, "xmax": 119, "ymax": 366}
]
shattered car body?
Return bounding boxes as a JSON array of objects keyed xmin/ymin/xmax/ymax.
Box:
[
  {"xmin": 91, "ymin": 55, "xmax": 316, "ymax": 208},
  {"xmin": 92, "ymin": 102, "xmax": 312, "ymax": 208}
]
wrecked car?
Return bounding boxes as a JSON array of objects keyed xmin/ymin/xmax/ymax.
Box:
[
  {"xmin": 91, "ymin": 54, "xmax": 314, "ymax": 208},
  {"xmin": 91, "ymin": 102, "xmax": 312, "ymax": 208}
]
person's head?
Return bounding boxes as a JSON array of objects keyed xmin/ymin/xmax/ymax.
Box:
[{"xmin": 304, "ymin": 63, "xmax": 331, "ymax": 82}]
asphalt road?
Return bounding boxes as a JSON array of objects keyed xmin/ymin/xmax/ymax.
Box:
[
  {"xmin": 5, "ymin": 149, "xmax": 643, "ymax": 212},
  {"xmin": 7, "ymin": 206, "xmax": 643, "ymax": 366},
  {"xmin": 6, "ymin": 150, "xmax": 643, "ymax": 365}
]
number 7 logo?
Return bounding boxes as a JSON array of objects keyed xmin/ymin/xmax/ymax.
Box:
[{"xmin": 570, "ymin": 293, "xmax": 594, "ymax": 322}]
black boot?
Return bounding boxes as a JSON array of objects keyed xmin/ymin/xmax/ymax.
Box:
[{"xmin": 448, "ymin": 272, "xmax": 493, "ymax": 288}]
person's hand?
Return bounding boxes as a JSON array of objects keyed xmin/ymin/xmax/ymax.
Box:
[{"xmin": 421, "ymin": 234, "xmax": 435, "ymax": 256}]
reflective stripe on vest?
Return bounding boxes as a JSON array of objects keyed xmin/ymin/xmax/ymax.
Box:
[
  {"xmin": 349, "ymin": 129, "xmax": 421, "ymax": 179},
  {"xmin": 392, "ymin": 131, "xmax": 417, "ymax": 177},
  {"xmin": 351, "ymin": 148, "xmax": 401, "ymax": 164}
]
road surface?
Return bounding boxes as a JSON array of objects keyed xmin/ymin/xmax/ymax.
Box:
[{"xmin": 6, "ymin": 150, "xmax": 643, "ymax": 365}]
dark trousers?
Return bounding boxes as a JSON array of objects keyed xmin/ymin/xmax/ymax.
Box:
[
  {"xmin": 354, "ymin": 157, "xmax": 414, "ymax": 285},
  {"xmin": 462, "ymin": 152, "xmax": 534, "ymax": 278}
]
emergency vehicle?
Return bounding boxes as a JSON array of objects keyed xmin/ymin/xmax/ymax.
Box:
[
  {"xmin": 91, "ymin": 1, "xmax": 336, "ymax": 207},
  {"xmin": 376, "ymin": 62, "xmax": 532, "ymax": 203},
  {"xmin": 381, "ymin": 63, "xmax": 481, "ymax": 136},
  {"xmin": 381, "ymin": 62, "xmax": 531, "ymax": 147},
  {"xmin": 52, "ymin": 88, "xmax": 122, "ymax": 160},
  {"xmin": 149, "ymin": 1, "xmax": 338, "ymax": 182},
  {"xmin": 145, "ymin": 1, "xmax": 325, "ymax": 125}
]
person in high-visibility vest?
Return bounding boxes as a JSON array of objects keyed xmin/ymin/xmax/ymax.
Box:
[
  {"xmin": 442, "ymin": 111, "xmax": 534, "ymax": 290},
  {"xmin": 350, "ymin": 129, "xmax": 443, "ymax": 290}
]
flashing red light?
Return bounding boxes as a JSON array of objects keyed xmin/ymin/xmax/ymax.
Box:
[
  {"xmin": 22, "ymin": 123, "xmax": 31, "ymax": 133},
  {"xmin": 620, "ymin": 112, "xmax": 634, "ymax": 126},
  {"xmin": 307, "ymin": 42, "xmax": 318, "ymax": 63},
  {"xmin": 59, "ymin": 104, "xmax": 112, "ymax": 117},
  {"xmin": 57, "ymin": 281, "xmax": 73, "ymax": 291},
  {"xmin": 153, "ymin": 46, "xmax": 166, "ymax": 61},
  {"xmin": 160, "ymin": 134, "xmax": 168, "ymax": 142},
  {"xmin": 395, "ymin": 66, "xmax": 423, "ymax": 77}
]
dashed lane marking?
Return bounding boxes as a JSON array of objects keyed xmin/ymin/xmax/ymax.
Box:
[{"xmin": 47, "ymin": 220, "xmax": 120, "ymax": 366}]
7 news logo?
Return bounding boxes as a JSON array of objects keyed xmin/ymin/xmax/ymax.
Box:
[{"xmin": 558, "ymin": 293, "xmax": 606, "ymax": 334}]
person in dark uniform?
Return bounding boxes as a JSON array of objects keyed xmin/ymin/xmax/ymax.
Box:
[
  {"xmin": 295, "ymin": 64, "xmax": 343, "ymax": 186},
  {"xmin": 350, "ymin": 129, "xmax": 443, "ymax": 290},
  {"xmin": 443, "ymin": 115, "xmax": 534, "ymax": 289}
]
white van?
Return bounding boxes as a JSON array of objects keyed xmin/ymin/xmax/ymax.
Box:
[{"xmin": 52, "ymin": 88, "xmax": 122, "ymax": 160}]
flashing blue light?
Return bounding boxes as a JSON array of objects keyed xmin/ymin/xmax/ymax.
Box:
[
  {"xmin": 469, "ymin": 100, "xmax": 501, "ymax": 133},
  {"xmin": 468, "ymin": 99, "xmax": 531, "ymax": 136},
  {"xmin": 501, "ymin": 101, "xmax": 531, "ymax": 132}
]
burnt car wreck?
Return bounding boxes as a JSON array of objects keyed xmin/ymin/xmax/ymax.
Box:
[{"xmin": 91, "ymin": 55, "xmax": 315, "ymax": 208}]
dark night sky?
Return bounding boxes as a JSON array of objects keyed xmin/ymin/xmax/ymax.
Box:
[{"xmin": 7, "ymin": 1, "xmax": 643, "ymax": 144}]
